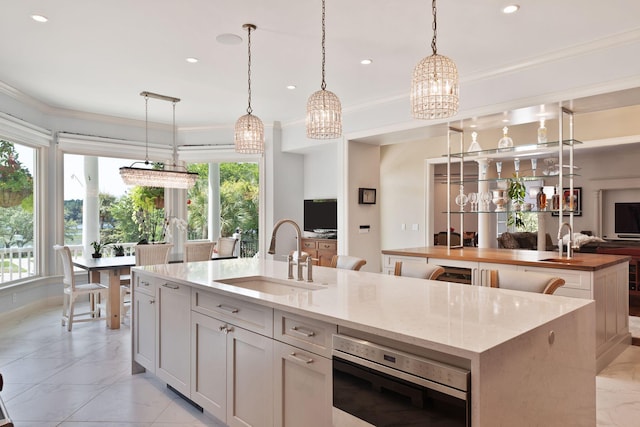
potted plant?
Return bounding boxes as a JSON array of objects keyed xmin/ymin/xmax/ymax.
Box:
[
  {"xmin": 113, "ymin": 244, "xmax": 125, "ymax": 257},
  {"xmin": 91, "ymin": 241, "xmax": 104, "ymax": 258},
  {"xmin": 0, "ymin": 140, "xmax": 33, "ymax": 208},
  {"xmin": 507, "ymin": 175, "xmax": 526, "ymax": 229}
]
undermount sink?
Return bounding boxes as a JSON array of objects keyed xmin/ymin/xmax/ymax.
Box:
[
  {"xmin": 216, "ymin": 276, "xmax": 326, "ymax": 295},
  {"xmin": 539, "ymin": 257, "xmax": 584, "ymax": 264}
]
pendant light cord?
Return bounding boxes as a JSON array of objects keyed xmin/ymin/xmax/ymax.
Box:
[
  {"xmin": 144, "ymin": 94, "xmax": 149, "ymax": 164},
  {"xmin": 172, "ymin": 101, "xmax": 177, "ymax": 167},
  {"xmin": 431, "ymin": 0, "xmax": 438, "ymax": 55},
  {"xmin": 321, "ymin": 0, "xmax": 327, "ymax": 90},
  {"xmin": 246, "ymin": 25, "xmax": 253, "ymax": 115}
]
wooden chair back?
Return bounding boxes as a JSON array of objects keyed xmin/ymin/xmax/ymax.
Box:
[
  {"xmin": 394, "ymin": 261, "xmax": 445, "ymax": 280},
  {"xmin": 330, "ymin": 255, "xmax": 367, "ymax": 271},
  {"xmin": 490, "ymin": 269, "xmax": 565, "ymax": 295}
]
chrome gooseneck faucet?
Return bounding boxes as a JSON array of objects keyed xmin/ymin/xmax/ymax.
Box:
[
  {"xmin": 558, "ymin": 222, "xmax": 573, "ymax": 259},
  {"xmin": 268, "ymin": 219, "xmax": 312, "ymax": 281}
]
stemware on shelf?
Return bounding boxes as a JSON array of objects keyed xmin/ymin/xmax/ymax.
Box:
[
  {"xmin": 455, "ymin": 187, "xmax": 468, "ymax": 212},
  {"xmin": 468, "ymin": 131, "xmax": 482, "ymax": 152},
  {"xmin": 531, "ymin": 158, "xmax": 537, "ymax": 176},
  {"xmin": 514, "ymin": 158, "xmax": 520, "ymax": 177},
  {"xmin": 496, "ymin": 161, "xmax": 502, "ymax": 179},
  {"xmin": 480, "ymin": 191, "xmax": 492, "ymax": 211},
  {"xmin": 468, "ymin": 192, "xmax": 478, "ymax": 212}
]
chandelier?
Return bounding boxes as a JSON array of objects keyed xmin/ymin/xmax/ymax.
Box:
[
  {"xmin": 120, "ymin": 91, "xmax": 198, "ymax": 189},
  {"xmin": 234, "ymin": 24, "xmax": 265, "ymax": 154},
  {"xmin": 306, "ymin": 0, "xmax": 342, "ymax": 139},
  {"xmin": 410, "ymin": 0, "xmax": 459, "ymax": 120}
]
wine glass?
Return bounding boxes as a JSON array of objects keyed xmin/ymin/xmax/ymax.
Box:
[
  {"xmin": 468, "ymin": 192, "xmax": 478, "ymax": 212},
  {"xmin": 514, "ymin": 158, "xmax": 520, "ymax": 177},
  {"xmin": 531, "ymin": 158, "xmax": 537, "ymax": 176},
  {"xmin": 481, "ymin": 191, "xmax": 492, "ymax": 211}
]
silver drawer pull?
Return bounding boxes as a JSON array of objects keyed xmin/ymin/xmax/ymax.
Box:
[
  {"xmin": 290, "ymin": 326, "xmax": 316, "ymax": 337},
  {"xmin": 217, "ymin": 304, "xmax": 239, "ymax": 314},
  {"xmin": 149, "ymin": 299, "xmax": 155, "ymax": 304},
  {"xmin": 288, "ymin": 352, "xmax": 313, "ymax": 364},
  {"xmin": 162, "ymin": 283, "xmax": 179, "ymax": 289},
  {"xmin": 141, "ymin": 281, "xmax": 150, "ymax": 287}
]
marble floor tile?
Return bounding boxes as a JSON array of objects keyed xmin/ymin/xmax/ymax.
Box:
[{"xmin": 2, "ymin": 304, "xmax": 640, "ymax": 426}]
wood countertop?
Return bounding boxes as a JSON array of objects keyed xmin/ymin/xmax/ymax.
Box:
[{"xmin": 381, "ymin": 246, "xmax": 630, "ymax": 271}]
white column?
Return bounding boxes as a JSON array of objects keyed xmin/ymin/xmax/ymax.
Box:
[
  {"xmin": 476, "ymin": 159, "xmax": 492, "ymax": 248},
  {"xmin": 83, "ymin": 156, "xmax": 100, "ymax": 257},
  {"xmin": 208, "ymin": 163, "xmax": 221, "ymax": 241}
]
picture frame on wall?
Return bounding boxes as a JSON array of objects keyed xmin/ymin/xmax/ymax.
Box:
[
  {"xmin": 552, "ymin": 187, "xmax": 582, "ymax": 216},
  {"xmin": 358, "ymin": 188, "xmax": 376, "ymax": 204}
]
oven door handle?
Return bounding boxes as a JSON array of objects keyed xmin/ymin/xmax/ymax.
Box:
[{"xmin": 333, "ymin": 351, "xmax": 468, "ymax": 401}]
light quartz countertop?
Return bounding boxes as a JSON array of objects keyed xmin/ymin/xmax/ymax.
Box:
[
  {"xmin": 382, "ymin": 246, "xmax": 630, "ymax": 271},
  {"xmin": 135, "ymin": 258, "xmax": 592, "ymax": 359}
]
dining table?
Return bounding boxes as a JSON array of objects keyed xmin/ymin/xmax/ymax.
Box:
[{"xmin": 72, "ymin": 255, "xmax": 136, "ymax": 329}]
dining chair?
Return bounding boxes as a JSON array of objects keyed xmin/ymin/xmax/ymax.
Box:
[
  {"xmin": 394, "ymin": 261, "xmax": 444, "ymax": 280},
  {"xmin": 54, "ymin": 245, "xmax": 108, "ymax": 331},
  {"xmin": 330, "ymin": 255, "xmax": 367, "ymax": 271},
  {"xmin": 489, "ymin": 269, "xmax": 565, "ymax": 295},
  {"xmin": 184, "ymin": 241, "xmax": 216, "ymax": 262},
  {"xmin": 217, "ymin": 237, "xmax": 238, "ymax": 257},
  {"xmin": 119, "ymin": 243, "xmax": 174, "ymax": 323}
]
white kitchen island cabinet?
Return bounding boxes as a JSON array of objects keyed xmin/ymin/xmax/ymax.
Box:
[
  {"xmin": 382, "ymin": 246, "xmax": 630, "ymax": 372},
  {"xmin": 132, "ymin": 275, "xmax": 157, "ymax": 373},
  {"xmin": 132, "ymin": 258, "xmax": 597, "ymax": 427}
]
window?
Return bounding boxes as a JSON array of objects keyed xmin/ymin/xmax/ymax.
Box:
[{"xmin": 0, "ymin": 140, "xmax": 36, "ymax": 284}]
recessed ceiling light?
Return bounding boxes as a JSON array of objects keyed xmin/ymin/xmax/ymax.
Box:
[
  {"xmin": 469, "ymin": 124, "xmax": 477, "ymax": 128},
  {"xmin": 186, "ymin": 57, "xmax": 199, "ymax": 63},
  {"xmin": 31, "ymin": 14, "xmax": 48, "ymax": 23},
  {"xmin": 502, "ymin": 119, "xmax": 510, "ymax": 123},
  {"xmin": 360, "ymin": 59, "xmax": 373, "ymax": 65},
  {"xmin": 216, "ymin": 33, "xmax": 243, "ymax": 45},
  {"xmin": 502, "ymin": 4, "xmax": 520, "ymax": 14},
  {"xmin": 286, "ymin": 85, "xmax": 296, "ymax": 90}
]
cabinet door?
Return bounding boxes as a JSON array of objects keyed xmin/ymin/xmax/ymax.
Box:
[
  {"xmin": 273, "ymin": 341, "xmax": 332, "ymax": 427},
  {"xmin": 156, "ymin": 281, "xmax": 191, "ymax": 396},
  {"xmin": 133, "ymin": 290, "xmax": 156, "ymax": 372},
  {"xmin": 227, "ymin": 326, "xmax": 274, "ymax": 427},
  {"xmin": 191, "ymin": 311, "xmax": 227, "ymax": 423},
  {"xmin": 316, "ymin": 240, "xmax": 337, "ymax": 267},
  {"xmin": 478, "ymin": 262, "xmax": 518, "ymax": 287}
]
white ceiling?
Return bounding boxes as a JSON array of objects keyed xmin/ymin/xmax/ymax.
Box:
[{"xmin": 2, "ymin": 0, "xmax": 640, "ymax": 136}]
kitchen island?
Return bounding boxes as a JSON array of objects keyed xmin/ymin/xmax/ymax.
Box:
[
  {"xmin": 132, "ymin": 258, "xmax": 596, "ymax": 426},
  {"xmin": 382, "ymin": 246, "xmax": 631, "ymax": 373}
]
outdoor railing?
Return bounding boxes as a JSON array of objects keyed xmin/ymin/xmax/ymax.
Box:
[{"xmin": 1, "ymin": 240, "xmax": 255, "ymax": 285}]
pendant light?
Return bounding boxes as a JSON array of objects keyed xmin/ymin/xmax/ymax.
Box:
[
  {"xmin": 120, "ymin": 91, "xmax": 198, "ymax": 189},
  {"xmin": 410, "ymin": 0, "xmax": 459, "ymax": 120},
  {"xmin": 306, "ymin": 0, "xmax": 342, "ymax": 139},
  {"xmin": 234, "ymin": 23, "xmax": 265, "ymax": 154}
]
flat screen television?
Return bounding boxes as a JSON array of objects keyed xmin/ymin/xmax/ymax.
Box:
[
  {"xmin": 615, "ymin": 202, "xmax": 640, "ymax": 235},
  {"xmin": 304, "ymin": 199, "xmax": 337, "ymax": 232}
]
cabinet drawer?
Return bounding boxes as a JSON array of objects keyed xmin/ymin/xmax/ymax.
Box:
[
  {"xmin": 302, "ymin": 240, "xmax": 317, "ymax": 250},
  {"xmin": 192, "ymin": 289, "xmax": 273, "ymax": 336},
  {"xmin": 274, "ymin": 310, "xmax": 336, "ymax": 358},
  {"xmin": 518, "ymin": 265, "xmax": 592, "ymax": 293},
  {"xmin": 318, "ymin": 241, "xmax": 336, "ymax": 251},
  {"xmin": 133, "ymin": 273, "xmax": 158, "ymax": 296}
]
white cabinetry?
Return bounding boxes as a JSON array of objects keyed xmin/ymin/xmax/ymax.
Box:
[
  {"xmin": 156, "ymin": 281, "xmax": 191, "ymax": 396},
  {"xmin": 132, "ymin": 276, "xmax": 157, "ymax": 373},
  {"xmin": 191, "ymin": 287, "xmax": 274, "ymax": 426},
  {"xmin": 273, "ymin": 310, "xmax": 334, "ymax": 427}
]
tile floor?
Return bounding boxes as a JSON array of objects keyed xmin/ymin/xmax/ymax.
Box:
[{"xmin": 1, "ymin": 305, "xmax": 640, "ymax": 426}]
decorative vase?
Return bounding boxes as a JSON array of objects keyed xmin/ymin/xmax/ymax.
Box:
[
  {"xmin": 498, "ymin": 126, "xmax": 514, "ymax": 150},
  {"xmin": 537, "ymin": 119, "xmax": 547, "ymax": 144},
  {"xmin": 492, "ymin": 190, "xmax": 508, "ymax": 212}
]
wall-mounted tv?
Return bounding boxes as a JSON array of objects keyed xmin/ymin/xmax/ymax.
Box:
[
  {"xmin": 304, "ymin": 199, "xmax": 337, "ymax": 232},
  {"xmin": 615, "ymin": 202, "xmax": 640, "ymax": 236}
]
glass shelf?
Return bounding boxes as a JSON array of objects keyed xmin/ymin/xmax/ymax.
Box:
[
  {"xmin": 446, "ymin": 209, "xmax": 582, "ymax": 215},
  {"xmin": 446, "ymin": 173, "xmax": 581, "ymax": 185},
  {"xmin": 447, "ymin": 139, "xmax": 583, "ymax": 159}
]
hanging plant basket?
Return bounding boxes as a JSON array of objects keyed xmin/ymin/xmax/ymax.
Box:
[{"xmin": 0, "ymin": 188, "xmax": 31, "ymax": 208}]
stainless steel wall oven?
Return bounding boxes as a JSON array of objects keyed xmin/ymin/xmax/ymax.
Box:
[{"xmin": 333, "ymin": 334, "xmax": 470, "ymax": 426}]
